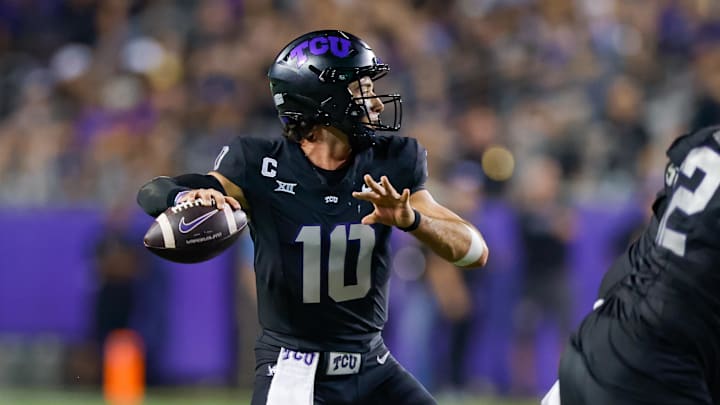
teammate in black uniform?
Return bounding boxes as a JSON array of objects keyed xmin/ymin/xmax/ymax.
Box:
[
  {"xmin": 137, "ymin": 30, "xmax": 489, "ymax": 405},
  {"xmin": 550, "ymin": 126, "xmax": 720, "ymax": 405}
]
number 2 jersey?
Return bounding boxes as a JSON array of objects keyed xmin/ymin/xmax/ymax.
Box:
[
  {"xmin": 214, "ymin": 134, "xmax": 427, "ymax": 352},
  {"xmin": 592, "ymin": 126, "xmax": 720, "ymax": 398}
]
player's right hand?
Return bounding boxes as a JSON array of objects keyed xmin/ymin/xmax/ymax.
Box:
[{"xmin": 176, "ymin": 188, "xmax": 242, "ymax": 211}]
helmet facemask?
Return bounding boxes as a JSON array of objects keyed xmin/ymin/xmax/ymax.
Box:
[{"xmin": 316, "ymin": 64, "xmax": 402, "ymax": 150}]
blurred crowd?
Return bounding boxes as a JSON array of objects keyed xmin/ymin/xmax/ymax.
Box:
[
  {"xmin": 3, "ymin": 0, "xmax": 720, "ymax": 209},
  {"xmin": 3, "ymin": 0, "xmax": 720, "ymax": 398}
]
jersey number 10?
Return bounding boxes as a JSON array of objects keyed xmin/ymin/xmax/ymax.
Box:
[
  {"xmin": 296, "ymin": 224, "xmax": 376, "ymax": 303},
  {"xmin": 656, "ymin": 146, "xmax": 720, "ymax": 256}
]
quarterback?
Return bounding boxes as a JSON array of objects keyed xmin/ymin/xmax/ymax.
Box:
[{"xmin": 137, "ymin": 30, "xmax": 489, "ymax": 405}]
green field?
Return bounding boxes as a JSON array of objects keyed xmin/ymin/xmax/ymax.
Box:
[{"xmin": 0, "ymin": 388, "xmax": 538, "ymax": 405}]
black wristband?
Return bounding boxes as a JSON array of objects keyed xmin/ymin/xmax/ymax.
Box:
[{"xmin": 397, "ymin": 209, "xmax": 421, "ymax": 232}]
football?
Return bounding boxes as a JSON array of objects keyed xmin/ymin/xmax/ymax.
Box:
[{"xmin": 143, "ymin": 199, "xmax": 248, "ymax": 264}]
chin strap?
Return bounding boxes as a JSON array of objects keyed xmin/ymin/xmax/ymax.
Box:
[{"xmin": 348, "ymin": 128, "xmax": 376, "ymax": 150}]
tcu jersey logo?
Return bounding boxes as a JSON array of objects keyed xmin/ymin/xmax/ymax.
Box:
[
  {"xmin": 280, "ymin": 348, "xmax": 316, "ymax": 366},
  {"xmin": 288, "ymin": 36, "xmax": 352, "ymax": 67},
  {"xmin": 327, "ymin": 352, "xmax": 361, "ymax": 375}
]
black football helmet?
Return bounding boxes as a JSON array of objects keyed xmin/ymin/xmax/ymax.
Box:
[{"xmin": 268, "ymin": 30, "xmax": 402, "ymax": 150}]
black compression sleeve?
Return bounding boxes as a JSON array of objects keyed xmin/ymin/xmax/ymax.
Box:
[
  {"xmin": 136, "ymin": 174, "xmax": 226, "ymax": 217},
  {"xmin": 173, "ymin": 173, "xmax": 225, "ymax": 192},
  {"xmin": 137, "ymin": 176, "xmax": 188, "ymax": 217}
]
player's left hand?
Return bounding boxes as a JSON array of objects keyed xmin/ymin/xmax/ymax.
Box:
[{"xmin": 352, "ymin": 174, "xmax": 416, "ymax": 228}]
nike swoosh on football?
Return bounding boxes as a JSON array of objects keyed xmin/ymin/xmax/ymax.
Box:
[
  {"xmin": 178, "ymin": 210, "xmax": 219, "ymax": 234},
  {"xmin": 377, "ymin": 351, "xmax": 390, "ymax": 365}
]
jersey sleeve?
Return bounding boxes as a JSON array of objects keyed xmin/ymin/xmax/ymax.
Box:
[
  {"xmin": 375, "ymin": 135, "xmax": 427, "ymax": 193},
  {"xmin": 410, "ymin": 139, "xmax": 428, "ymax": 193},
  {"xmin": 212, "ymin": 137, "xmax": 248, "ymax": 190},
  {"xmin": 666, "ymin": 125, "xmax": 720, "ymax": 165}
]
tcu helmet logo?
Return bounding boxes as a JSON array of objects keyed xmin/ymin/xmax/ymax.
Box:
[{"xmin": 288, "ymin": 36, "xmax": 353, "ymax": 67}]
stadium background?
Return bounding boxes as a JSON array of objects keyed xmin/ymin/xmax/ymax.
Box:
[{"xmin": 1, "ymin": 0, "xmax": 719, "ymax": 404}]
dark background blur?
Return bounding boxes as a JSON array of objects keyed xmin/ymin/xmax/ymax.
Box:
[{"xmin": 1, "ymin": 0, "xmax": 719, "ymax": 403}]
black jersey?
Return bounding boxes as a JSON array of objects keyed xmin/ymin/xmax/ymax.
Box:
[
  {"xmin": 594, "ymin": 126, "xmax": 720, "ymax": 397},
  {"xmin": 214, "ymin": 135, "xmax": 427, "ymax": 352}
]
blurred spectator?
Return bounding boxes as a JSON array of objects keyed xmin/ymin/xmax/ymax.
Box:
[
  {"xmin": 511, "ymin": 156, "xmax": 573, "ymax": 396},
  {"xmin": 66, "ymin": 211, "xmax": 168, "ymax": 386},
  {"xmin": 691, "ymin": 21, "xmax": 720, "ymax": 129},
  {"xmin": 581, "ymin": 74, "xmax": 652, "ymax": 199},
  {"xmin": 425, "ymin": 161, "xmax": 486, "ymax": 396},
  {"xmin": 601, "ymin": 75, "xmax": 650, "ymax": 178},
  {"xmin": 455, "ymin": 105, "xmax": 512, "ymax": 196}
]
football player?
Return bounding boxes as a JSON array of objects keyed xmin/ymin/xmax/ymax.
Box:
[
  {"xmin": 544, "ymin": 126, "xmax": 720, "ymax": 405},
  {"xmin": 137, "ymin": 30, "xmax": 489, "ymax": 405}
]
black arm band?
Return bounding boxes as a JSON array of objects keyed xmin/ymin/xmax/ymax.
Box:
[
  {"xmin": 136, "ymin": 174, "xmax": 226, "ymax": 217},
  {"xmin": 173, "ymin": 173, "xmax": 225, "ymax": 193},
  {"xmin": 397, "ymin": 209, "xmax": 421, "ymax": 232}
]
